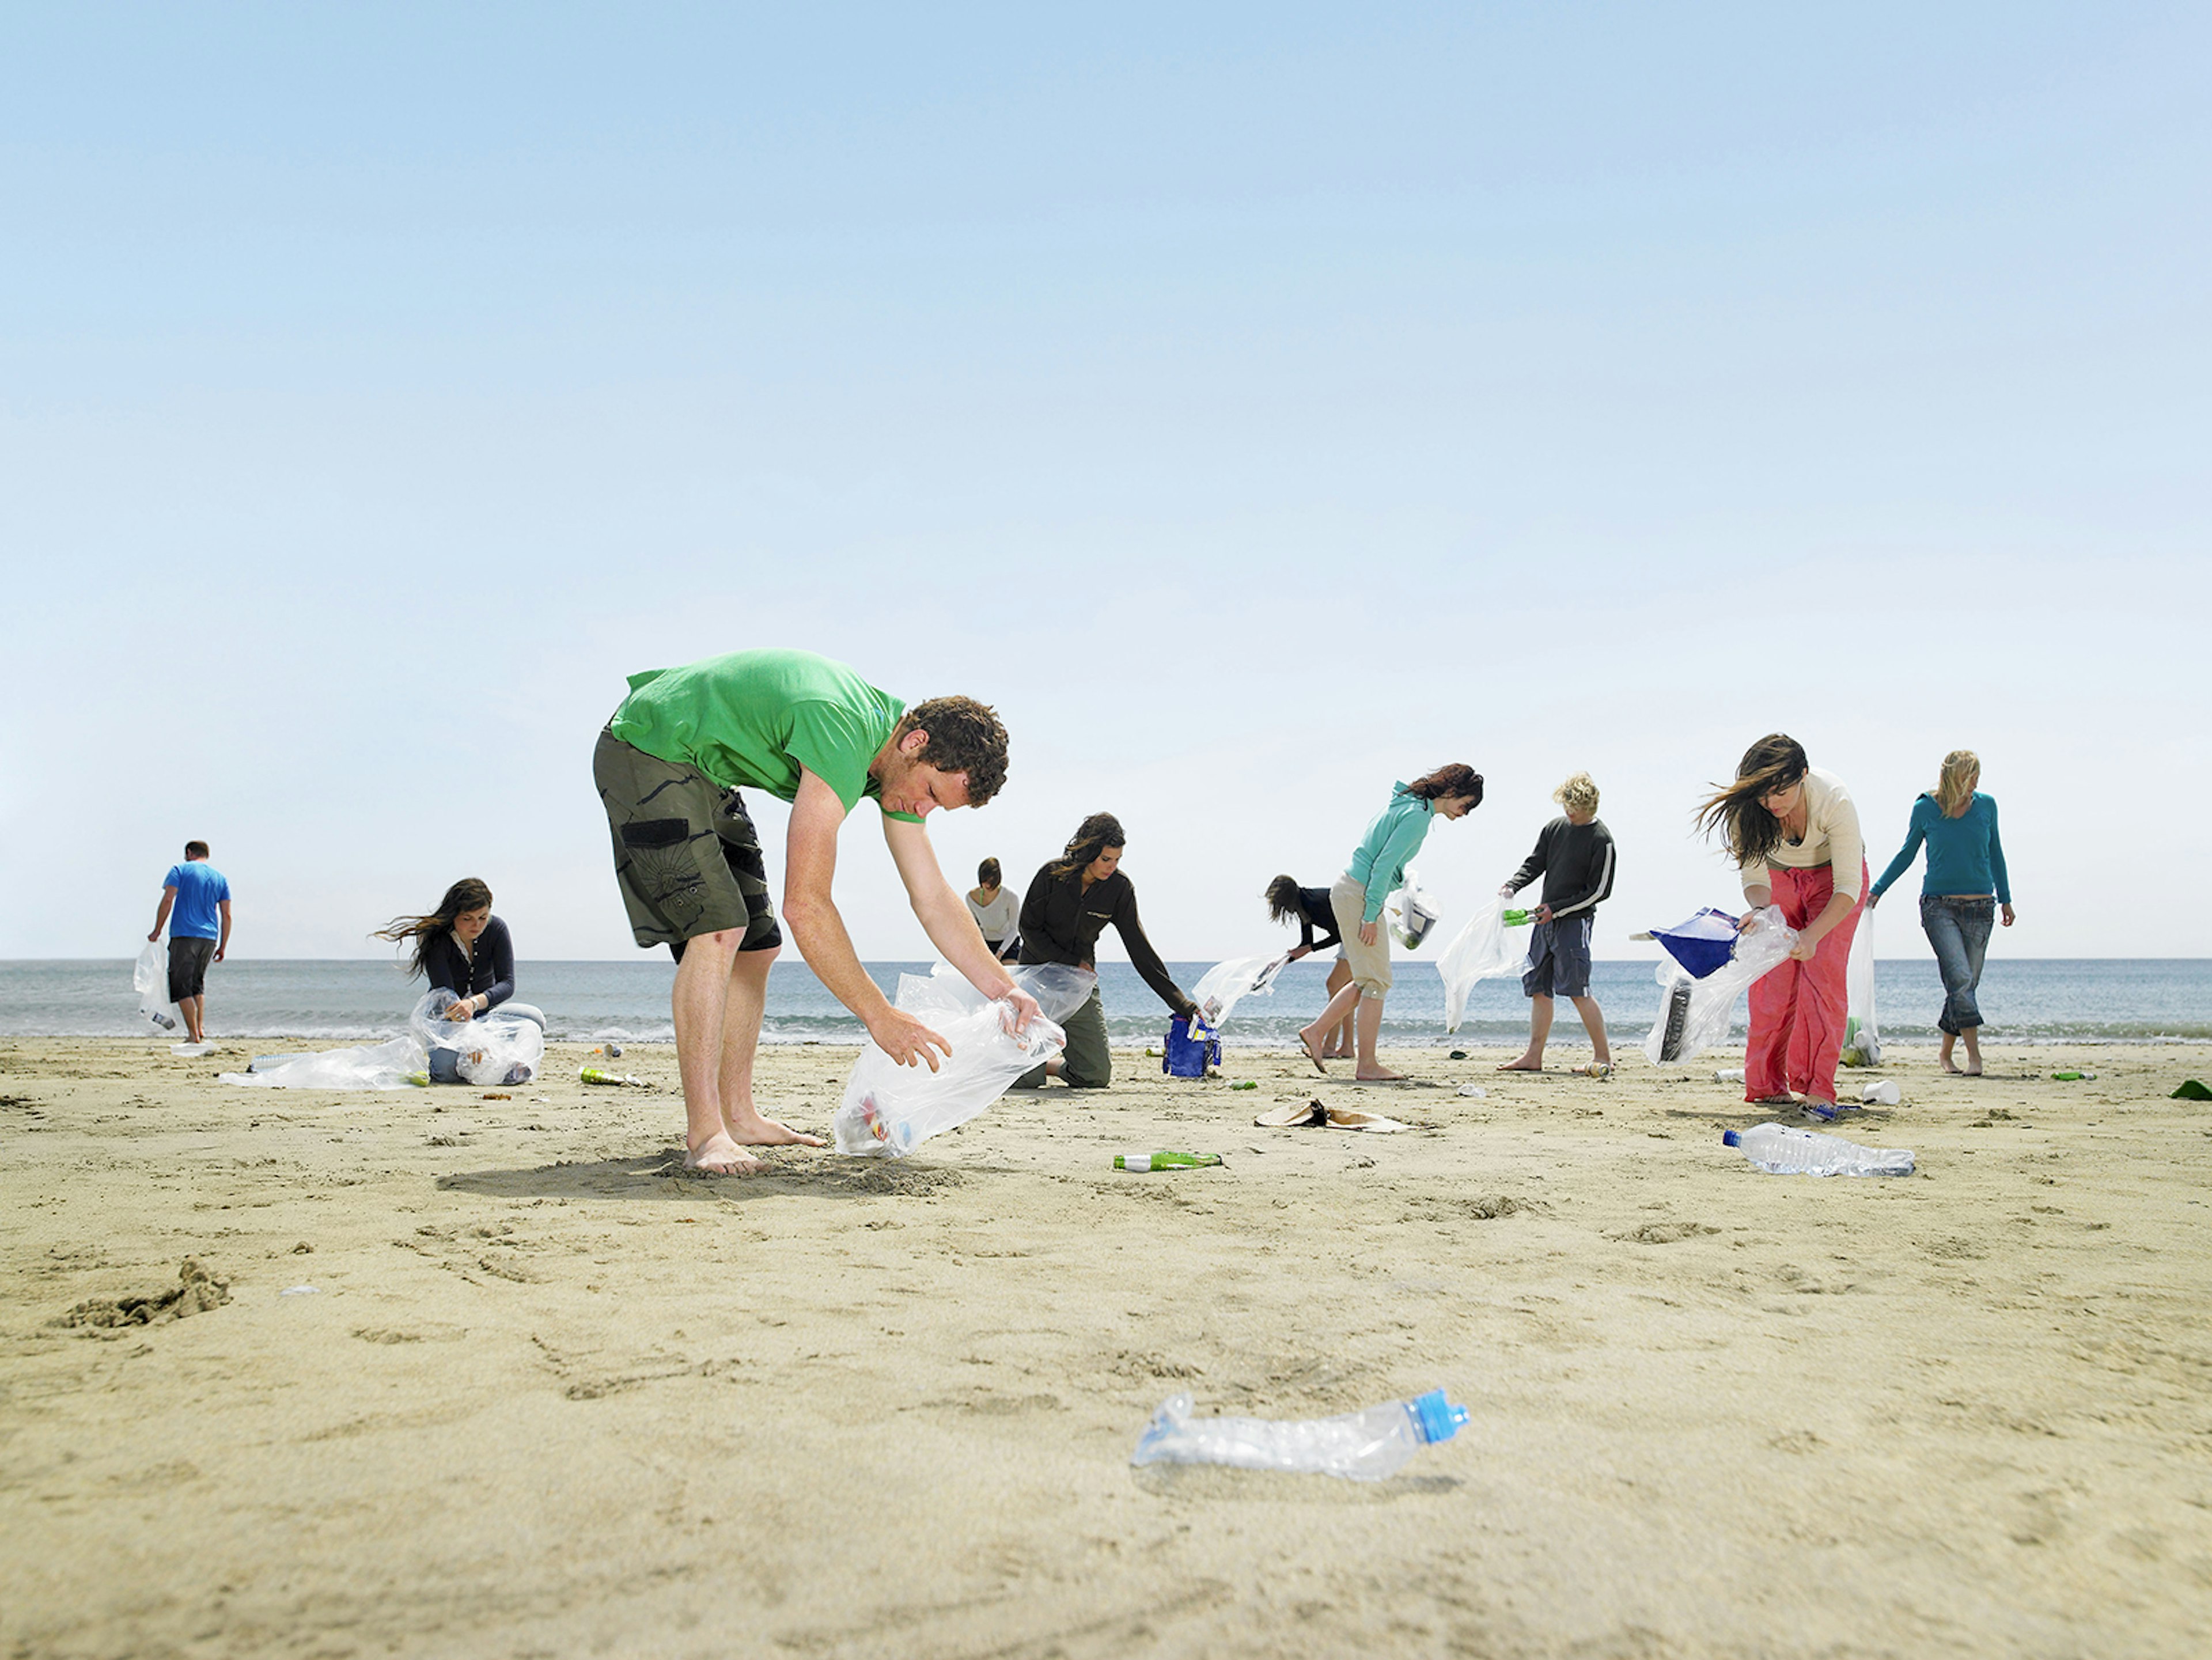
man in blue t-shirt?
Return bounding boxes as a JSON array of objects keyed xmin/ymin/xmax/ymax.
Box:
[{"xmin": 149, "ymin": 840, "xmax": 232, "ymax": 1045}]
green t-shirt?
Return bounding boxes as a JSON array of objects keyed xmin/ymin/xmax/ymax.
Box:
[{"xmin": 607, "ymin": 649, "xmax": 921, "ymax": 823}]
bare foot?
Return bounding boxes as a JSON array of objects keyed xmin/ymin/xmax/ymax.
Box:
[
  {"xmin": 1354, "ymin": 1067, "xmax": 1408, "ymax": 1083},
  {"xmin": 1940, "ymin": 1057, "xmax": 1964, "ymax": 1074},
  {"xmin": 723, "ymin": 1109, "xmax": 825, "ymax": 1149},
  {"xmin": 1298, "ymin": 1029, "xmax": 1329, "ymax": 1075},
  {"xmin": 1498, "ymin": 1055, "xmax": 1543, "ymax": 1071},
  {"xmin": 684, "ymin": 1132, "xmax": 766, "ymax": 1176},
  {"xmin": 1320, "ymin": 1043, "xmax": 1350, "ymax": 1059},
  {"xmin": 1751, "ymin": 1094, "xmax": 1798, "ymax": 1108}
]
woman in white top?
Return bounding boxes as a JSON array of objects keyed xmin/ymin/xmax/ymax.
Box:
[
  {"xmin": 1696, "ymin": 734, "xmax": 1866, "ymax": 1119},
  {"xmin": 964, "ymin": 858, "xmax": 1021, "ymax": 962}
]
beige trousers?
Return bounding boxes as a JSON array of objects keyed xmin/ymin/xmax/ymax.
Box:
[{"xmin": 1331, "ymin": 874, "xmax": 1392, "ymax": 1000}]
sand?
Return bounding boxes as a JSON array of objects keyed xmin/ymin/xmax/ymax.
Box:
[{"xmin": 3, "ymin": 1034, "xmax": 2209, "ymax": 1658}]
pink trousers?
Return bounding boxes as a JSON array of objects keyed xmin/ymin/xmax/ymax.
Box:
[{"xmin": 1744, "ymin": 862, "xmax": 1865, "ymax": 1106}]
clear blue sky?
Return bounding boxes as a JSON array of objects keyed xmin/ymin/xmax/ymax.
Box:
[{"xmin": 4, "ymin": 4, "xmax": 2204, "ymax": 963}]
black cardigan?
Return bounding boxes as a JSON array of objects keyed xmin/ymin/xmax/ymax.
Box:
[
  {"xmin": 421, "ymin": 916, "xmax": 516, "ymax": 1010},
  {"xmin": 1017, "ymin": 863, "xmax": 1192, "ymax": 1018}
]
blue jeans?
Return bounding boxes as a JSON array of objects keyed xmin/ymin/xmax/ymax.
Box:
[{"xmin": 1919, "ymin": 896, "xmax": 1995, "ymax": 1036}]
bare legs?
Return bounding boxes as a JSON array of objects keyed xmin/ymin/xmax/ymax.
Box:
[
  {"xmin": 177, "ymin": 995, "xmax": 206, "ymax": 1045},
  {"xmin": 1502, "ymin": 995, "xmax": 1611, "ymax": 1071},
  {"xmin": 1297, "ymin": 986, "xmax": 1403, "ymax": 1081},
  {"xmin": 1318, "ymin": 959, "xmax": 1355, "ymax": 1056},
  {"xmin": 1938, "ymin": 1027, "xmax": 1983, "ymax": 1076},
  {"xmin": 672, "ymin": 932, "xmax": 824, "ymax": 1174}
]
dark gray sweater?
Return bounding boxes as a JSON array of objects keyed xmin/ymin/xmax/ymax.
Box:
[{"xmin": 1505, "ymin": 820, "xmax": 1617, "ymax": 919}]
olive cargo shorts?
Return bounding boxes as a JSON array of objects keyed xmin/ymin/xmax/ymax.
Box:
[{"xmin": 594, "ymin": 729, "xmax": 782, "ymax": 956}]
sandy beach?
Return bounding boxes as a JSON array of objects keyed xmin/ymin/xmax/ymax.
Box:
[{"xmin": 3, "ymin": 1036, "xmax": 2208, "ymax": 1658}]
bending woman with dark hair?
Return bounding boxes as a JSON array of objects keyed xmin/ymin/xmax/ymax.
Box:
[
  {"xmin": 375, "ymin": 878, "xmax": 544, "ymax": 1083},
  {"xmin": 1012, "ymin": 813, "xmax": 1197, "ymax": 1090},
  {"xmin": 1297, "ymin": 764, "xmax": 1484, "ymax": 1081},
  {"xmin": 1696, "ymin": 734, "xmax": 1865, "ymax": 1117},
  {"xmin": 1266, "ymin": 876, "xmax": 1354, "ymax": 1058},
  {"xmin": 965, "ymin": 857, "xmax": 1021, "ymax": 962}
]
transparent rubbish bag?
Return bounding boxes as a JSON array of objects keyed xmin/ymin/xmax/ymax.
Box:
[
  {"xmin": 1641, "ymin": 905, "xmax": 1798, "ymax": 1067},
  {"xmin": 221, "ymin": 1036, "xmax": 428, "ymax": 1090},
  {"xmin": 411, "ymin": 991, "xmax": 546, "ymax": 1086},
  {"xmin": 1841, "ymin": 905, "xmax": 1882, "ymax": 1067},
  {"xmin": 1388, "ymin": 867, "xmax": 1441, "ymax": 950},
  {"xmin": 134, "ymin": 939, "xmax": 183, "ymax": 1034},
  {"xmin": 1193, "ymin": 950, "xmax": 1294, "ymax": 1029},
  {"xmin": 1437, "ymin": 899, "xmax": 1531, "ymax": 1033},
  {"xmin": 832, "ymin": 963, "xmax": 1093, "ymax": 1158}
]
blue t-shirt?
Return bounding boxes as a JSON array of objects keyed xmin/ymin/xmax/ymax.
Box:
[{"xmin": 164, "ymin": 862, "xmax": 231, "ymax": 940}]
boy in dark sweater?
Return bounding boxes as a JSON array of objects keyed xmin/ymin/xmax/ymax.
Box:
[{"xmin": 1498, "ymin": 772, "xmax": 1616, "ymax": 1073}]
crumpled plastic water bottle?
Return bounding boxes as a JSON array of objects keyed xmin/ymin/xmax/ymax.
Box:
[
  {"xmin": 1131, "ymin": 1388, "xmax": 1469, "ymax": 1481},
  {"xmin": 1724, "ymin": 1121, "xmax": 1914, "ymax": 1177}
]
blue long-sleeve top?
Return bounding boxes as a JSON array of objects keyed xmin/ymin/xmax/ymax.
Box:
[
  {"xmin": 1344, "ymin": 786, "xmax": 1437, "ymax": 923},
  {"xmin": 1872, "ymin": 794, "xmax": 2010, "ymax": 904}
]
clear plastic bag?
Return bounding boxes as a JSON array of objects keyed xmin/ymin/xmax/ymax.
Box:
[
  {"xmin": 134, "ymin": 939, "xmax": 183, "ymax": 1034},
  {"xmin": 831, "ymin": 963, "xmax": 1093, "ymax": 1158},
  {"xmin": 1840, "ymin": 906, "xmax": 1882, "ymax": 1066},
  {"xmin": 1437, "ymin": 898, "xmax": 1531, "ymax": 1033},
  {"xmin": 411, "ymin": 991, "xmax": 546, "ymax": 1086},
  {"xmin": 1193, "ymin": 949, "xmax": 1293, "ymax": 1028},
  {"xmin": 1388, "ymin": 867, "xmax": 1441, "ymax": 950},
  {"xmin": 221, "ymin": 1036, "xmax": 427, "ymax": 1090},
  {"xmin": 1641, "ymin": 905, "xmax": 1798, "ymax": 1066}
]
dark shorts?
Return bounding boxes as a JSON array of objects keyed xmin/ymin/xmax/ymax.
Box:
[
  {"xmin": 1521, "ymin": 914, "xmax": 1593, "ymax": 999},
  {"xmin": 168, "ymin": 936, "xmax": 217, "ymax": 1001},
  {"xmin": 593, "ymin": 729, "xmax": 782, "ymax": 956}
]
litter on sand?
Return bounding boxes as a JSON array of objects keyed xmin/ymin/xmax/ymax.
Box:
[
  {"xmin": 1253, "ymin": 1100, "xmax": 1409, "ymax": 1133},
  {"xmin": 2172, "ymin": 1079, "xmax": 2212, "ymax": 1101}
]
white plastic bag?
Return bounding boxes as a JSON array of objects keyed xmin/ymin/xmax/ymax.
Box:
[
  {"xmin": 134, "ymin": 939, "xmax": 183, "ymax": 1035},
  {"xmin": 1642, "ymin": 905, "xmax": 1798, "ymax": 1066},
  {"xmin": 221, "ymin": 1036, "xmax": 428, "ymax": 1090},
  {"xmin": 411, "ymin": 991, "xmax": 546, "ymax": 1086},
  {"xmin": 1840, "ymin": 906, "xmax": 1881, "ymax": 1066},
  {"xmin": 832, "ymin": 963, "xmax": 1094, "ymax": 1158},
  {"xmin": 1388, "ymin": 867, "xmax": 1441, "ymax": 950},
  {"xmin": 1193, "ymin": 950, "xmax": 1293, "ymax": 1028},
  {"xmin": 1437, "ymin": 899, "xmax": 1532, "ymax": 1033}
]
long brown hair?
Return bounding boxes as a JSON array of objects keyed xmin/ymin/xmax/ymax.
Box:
[
  {"xmin": 1264, "ymin": 875, "xmax": 1304, "ymax": 924},
  {"xmin": 1933, "ymin": 749, "xmax": 1980, "ymax": 818},
  {"xmin": 1695, "ymin": 734, "xmax": 1809, "ymax": 866},
  {"xmin": 1403, "ymin": 763, "xmax": 1483, "ymax": 805},
  {"xmin": 1048, "ymin": 812, "xmax": 1126, "ymax": 880},
  {"xmin": 375, "ymin": 878, "xmax": 493, "ymax": 979}
]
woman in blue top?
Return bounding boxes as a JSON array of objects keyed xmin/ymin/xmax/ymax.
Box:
[
  {"xmin": 1298, "ymin": 764, "xmax": 1484, "ymax": 1081},
  {"xmin": 1869, "ymin": 750, "xmax": 2014, "ymax": 1075}
]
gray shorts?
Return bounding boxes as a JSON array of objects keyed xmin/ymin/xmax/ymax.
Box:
[
  {"xmin": 1521, "ymin": 914, "xmax": 1593, "ymax": 999},
  {"xmin": 593, "ymin": 729, "xmax": 782, "ymax": 956},
  {"xmin": 167, "ymin": 936, "xmax": 216, "ymax": 1001}
]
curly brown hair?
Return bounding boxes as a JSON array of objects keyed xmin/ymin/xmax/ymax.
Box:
[{"xmin": 900, "ymin": 695, "xmax": 1010, "ymax": 805}]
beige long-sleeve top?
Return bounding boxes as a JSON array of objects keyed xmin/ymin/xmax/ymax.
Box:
[{"xmin": 1740, "ymin": 767, "xmax": 1864, "ymax": 901}]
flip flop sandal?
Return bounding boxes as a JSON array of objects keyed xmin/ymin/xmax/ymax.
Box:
[{"xmin": 1324, "ymin": 1108, "xmax": 1410, "ymax": 1133}]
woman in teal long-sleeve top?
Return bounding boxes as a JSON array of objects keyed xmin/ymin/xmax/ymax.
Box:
[
  {"xmin": 1868, "ymin": 749, "xmax": 2016, "ymax": 1075},
  {"xmin": 1299, "ymin": 763, "xmax": 1484, "ymax": 1081}
]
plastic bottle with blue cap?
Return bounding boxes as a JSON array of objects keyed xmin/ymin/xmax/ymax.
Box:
[{"xmin": 1131, "ymin": 1387, "xmax": 1471, "ymax": 1481}]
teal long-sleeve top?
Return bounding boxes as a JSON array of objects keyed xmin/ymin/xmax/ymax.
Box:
[
  {"xmin": 1872, "ymin": 793, "xmax": 2011, "ymax": 904},
  {"xmin": 1345, "ymin": 785, "xmax": 1437, "ymax": 923}
]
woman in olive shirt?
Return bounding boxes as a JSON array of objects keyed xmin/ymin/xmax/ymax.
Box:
[{"xmin": 1012, "ymin": 813, "xmax": 1197, "ymax": 1089}]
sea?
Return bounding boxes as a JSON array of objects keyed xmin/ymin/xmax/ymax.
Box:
[{"xmin": 4, "ymin": 957, "xmax": 2206, "ymax": 1049}]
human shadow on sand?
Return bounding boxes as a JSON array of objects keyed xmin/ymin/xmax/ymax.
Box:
[{"xmin": 435, "ymin": 1151, "xmax": 964, "ymax": 1203}]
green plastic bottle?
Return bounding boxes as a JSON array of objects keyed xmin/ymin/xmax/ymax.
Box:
[
  {"xmin": 2051, "ymin": 1070, "xmax": 2097, "ymax": 1082},
  {"xmin": 1113, "ymin": 1150, "xmax": 1223, "ymax": 1171},
  {"xmin": 1503, "ymin": 909, "xmax": 1534, "ymax": 927}
]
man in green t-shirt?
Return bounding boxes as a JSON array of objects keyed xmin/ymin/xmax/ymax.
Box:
[{"xmin": 593, "ymin": 649, "xmax": 1036, "ymax": 1174}]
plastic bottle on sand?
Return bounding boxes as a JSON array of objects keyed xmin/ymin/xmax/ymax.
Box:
[
  {"xmin": 1114, "ymin": 1150, "xmax": 1222, "ymax": 1170},
  {"xmin": 1724, "ymin": 1121, "xmax": 1913, "ymax": 1177},
  {"xmin": 1132, "ymin": 1389, "xmax": 1469, "ymax": 1481}
]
